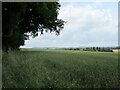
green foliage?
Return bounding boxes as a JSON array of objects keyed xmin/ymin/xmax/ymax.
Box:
[
  {"xmin": 83, "ymin": 47, "xmax": 113, "ymax": 52},
  {"xmin": 3, "ymin": 49, "xmax": 118, "ymax": 88},
  {"xmin": 2, "ymin": 2, "xmax": 65, "ymax": 52},
  {"xmin": 113, "ymin": 46, "xmax": 120, "ymax": 49},
  {"xmin": 83, "ymin": 47, "xmax": 94, "ymax": 51}
]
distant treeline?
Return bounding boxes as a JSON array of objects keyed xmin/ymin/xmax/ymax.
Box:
[
  {"xmin": 112, "ymin": 46, "xmax": 120, "ymax": 49},
  {"xmin": 83, "ymin": 47, "xmax": 113, "ymax": 52},
  {"xmin": 64, "ymin": 47, "xmax": 113, "ymax": 52}
]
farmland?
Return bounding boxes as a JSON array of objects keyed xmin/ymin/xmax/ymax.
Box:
[{"xmin": 2, "ymin": 48, "xmax": 119, "ymax": 88}]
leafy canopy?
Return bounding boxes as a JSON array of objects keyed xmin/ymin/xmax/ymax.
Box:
[{"xmin": 2, "ymin": 2, "xmax": 65, "ymax": 51}]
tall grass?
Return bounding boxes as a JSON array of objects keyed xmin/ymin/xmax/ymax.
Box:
[{"xmin": 2, "ymin": 49, "xmax": 119, "ymax": 88}]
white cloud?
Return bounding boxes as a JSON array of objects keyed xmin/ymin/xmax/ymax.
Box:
[
  {"xmin": 58, "ymin": 3, "xmax": 117, "ymax": 40},
  {"xmin": 59, "ymin": 0, "xmax": 119, "ymax": 2}
]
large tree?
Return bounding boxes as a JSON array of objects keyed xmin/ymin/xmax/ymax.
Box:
[{"xmin": 2, "ymin": 2, "xmax": 65, "ymax": 52}]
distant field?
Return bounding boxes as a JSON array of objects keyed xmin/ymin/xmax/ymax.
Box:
[
  {"xmin": 112, "ymin": 49, "xmax": 120, "ymax": 52},
  {"xmin": 2, "ymin": 48, "xmax": 119, "ymax": 88}
]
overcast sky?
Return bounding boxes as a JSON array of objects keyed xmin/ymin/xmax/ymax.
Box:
[{"xmin": 21, "ymin": 1, "xmax": 118, "ymax": 48}]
